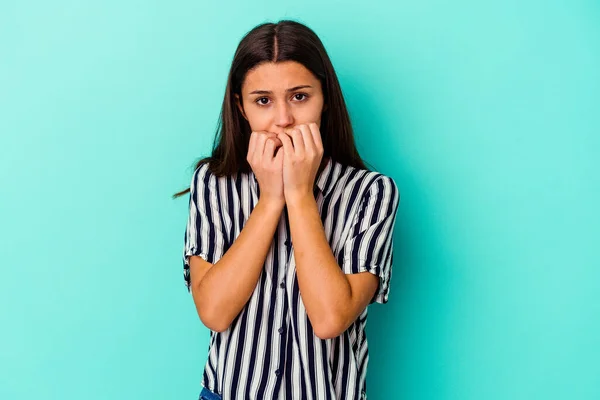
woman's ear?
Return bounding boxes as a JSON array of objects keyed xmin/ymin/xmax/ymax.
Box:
[{"xmin": 235, "ymin": 94, "xmax": 248, "ymax": 121}]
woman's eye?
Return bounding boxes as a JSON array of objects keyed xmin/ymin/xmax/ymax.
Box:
[
  {"xmin": 255, "ymin": 93, "xmax": 308, "ymax": 106},
  {"xmin": 293, "ymin": 93, "xmax": 308, "ymax": 101}
]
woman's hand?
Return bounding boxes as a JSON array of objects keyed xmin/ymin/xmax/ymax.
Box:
[
  {"xmin": 247, "ymin": 131, "xmax": 284, "ymax": 207},
  {"xmin": 277, "ymin": 122, "xmax": 324, "ymax": 205}
]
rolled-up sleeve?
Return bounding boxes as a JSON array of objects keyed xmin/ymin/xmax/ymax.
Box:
[
  {"xmin": 339, "ymin": 176, "xmax": 400, "ymax": 304},
  {"xmin": 183, "ymin": 163, "xmax": 228, "ymax": 292}
]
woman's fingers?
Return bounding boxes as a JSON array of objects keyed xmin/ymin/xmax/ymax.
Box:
[
  {"xmin": 247, "ymin": 131, "xmax": 257, "ymax": 163},
  {"xmin": 308, "ymin": 122, "xmax": 323, "ymax": 151},
  {"xmin": 296, "ymin": 124, "xmax": 315, "ymax": 155},
  {"xmin": 264, "ymin": 137, "xmax": 277, "ymax": 159},
  {"xmin": 270, "ymin": 137, "xmax": 283, "ymax": 148},
  {"xmin": 254, "ymin": 132, "xmax": 268, "ymax": 163},
  {"xmin": 284, "ymin": 127, "xmax": 305, "ymax": 156},
  {"xmin": 264, "ymin": 133, "xmax": 282, "ymax": 148},
  {"xmin": 247, "ymin": 132, "xmax": 285, "ymax": 203},
  {"xmin": 278, "ymin": 131, "xmax": 295, "ymax": 159},
  {"xmin": 251, "ymin": 132, "xmax": 282, "ymax": 163},
  {"xmin": 248, "ymin": 131, "xmax": 285, "ymax": 166}
]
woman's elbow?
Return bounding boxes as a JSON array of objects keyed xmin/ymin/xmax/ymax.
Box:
[
  {"xmin": 198, "ymin": 307, "xmax": 231, "ymax": 332},
  {"xmin": 204, "ymin": 320, "xmax": 230, "ymax": 333},
  {"xmin": 194, "ymin": 295, "xmax": 232, "ymax": 332},
  {"xmin": 312, "ymin": 315, "xmax": 346, "ymax": 340}
]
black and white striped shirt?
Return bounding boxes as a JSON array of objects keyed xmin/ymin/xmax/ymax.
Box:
[{"xmin": 183, "ymin": 157, "xmax": 400, "ymax": 400}]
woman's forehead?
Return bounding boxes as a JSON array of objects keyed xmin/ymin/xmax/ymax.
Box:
[{"xmin": 242, "ymin": 61, "xmax": 320, "ymax": 94}]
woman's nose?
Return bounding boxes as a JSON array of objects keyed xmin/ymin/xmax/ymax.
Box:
[{"xmin": 275, "ymin": 102, "xmax": 294, "ymax": 127}]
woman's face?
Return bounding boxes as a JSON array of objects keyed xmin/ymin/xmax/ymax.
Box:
[{"xmin": 236, "ymin": 61, "xmax": 325, "ymax": 134}]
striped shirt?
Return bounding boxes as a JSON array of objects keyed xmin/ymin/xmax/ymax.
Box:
[{"xmin": 183, "ymin": 157, "xmax": 400, "ymax": 400}]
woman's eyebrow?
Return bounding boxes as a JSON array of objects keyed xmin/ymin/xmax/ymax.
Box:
[{"xmin": 249, "ymin": 85, "xmax": 313, "ymax": 95}]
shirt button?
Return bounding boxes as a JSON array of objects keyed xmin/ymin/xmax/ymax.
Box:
[
  {"xmin": 278, "ymin": 327, "xmax": 284, "ymax": 334},
  {"xmin": 279, "ymin": 281, "xmax": 285, "ymax": 288},
  {"xmin": 275, "ymin": 369, "xmax": 281, "ymax": 376},
  {"xmin": 285, "ymin": 239, "xmax": 291, "ymax": 247}
]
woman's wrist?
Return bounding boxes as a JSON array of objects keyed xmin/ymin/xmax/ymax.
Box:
[{"xmin": 257, "ymin": 196, "xmax": 286, "ymax": 214}]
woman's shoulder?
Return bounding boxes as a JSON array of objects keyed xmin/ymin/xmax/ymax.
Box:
[
  {"xmin": 190, "ymin": 161, "xmax": 213, "ymax": 188},
  {"xmin": 334, "ymin": 162, "xmax": 400, "ymax": 214},
  {"xmin": 191, "ymin": 159, "xmax": 234, "ymax": 188},
  {"xmin": 335, "ymin": 160, "xmax": 398, "ymax": 193}
]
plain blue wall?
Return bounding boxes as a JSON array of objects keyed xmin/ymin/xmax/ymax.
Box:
[{"xmin": 1, "ymin": 1, "xmax": 599, "ymax": 399}]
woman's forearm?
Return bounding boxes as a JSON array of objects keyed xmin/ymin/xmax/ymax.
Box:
[
  {"xmin": 193, "ymin": 198, "xmax": 284, "ymax": 331},
  {"xmin": 286, "ymin": 194, "xmax": 355, "ymax": 337}
]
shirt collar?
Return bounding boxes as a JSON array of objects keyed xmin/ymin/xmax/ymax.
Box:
[{"xmin": 250, "ymin": 157, "xmax": 338, "ymax": 197}]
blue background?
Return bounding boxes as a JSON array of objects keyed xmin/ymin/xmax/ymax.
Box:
[{"xmin": 1, "ymin": 1, "xmax": 599, "ymax": 399}]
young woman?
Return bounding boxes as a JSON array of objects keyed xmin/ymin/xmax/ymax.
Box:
[{"xmin": 176, "ymin": 20, "xmax": 400, "ymax": 400}]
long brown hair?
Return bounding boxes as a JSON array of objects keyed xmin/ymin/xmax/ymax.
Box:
[{"xmin": 173, "ymin": 19, "xmax": 370, "ymax": 198}]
